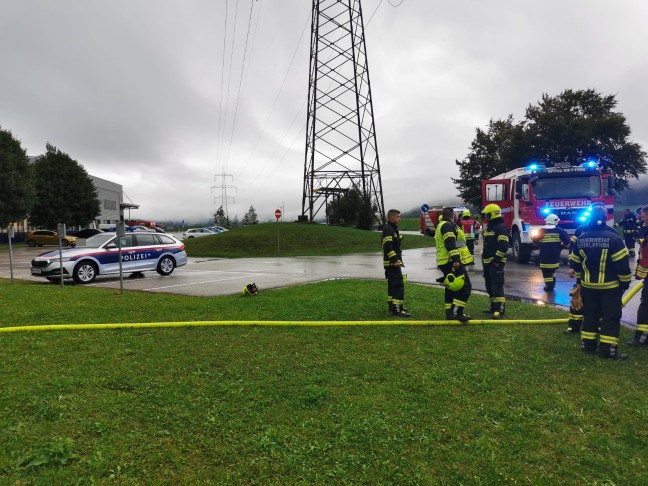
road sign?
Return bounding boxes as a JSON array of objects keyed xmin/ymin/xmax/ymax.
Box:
[
  {"xmin": 421, "ymin": 204, "xmax": 429, "ymax": 212},
  {"xmin": 275, "ymin": 209, "xmax": 282, "ymax": 220}
]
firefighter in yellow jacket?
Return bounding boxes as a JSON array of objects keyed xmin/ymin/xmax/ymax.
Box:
[
  {"xmin": 570, "ymin": 205, "xmax": 632, "ymax": 360},
  {"xmin": 435, "ymin": 207, "xmax": 473, "ymax": 321}
]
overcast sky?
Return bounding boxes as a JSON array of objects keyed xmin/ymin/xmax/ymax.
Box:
[{"xmin": 2, "ymin": 0, "xmax": 647, "ymax": 223}]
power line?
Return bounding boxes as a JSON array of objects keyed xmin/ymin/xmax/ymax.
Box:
[
  {"xmin": 223, "ymin": 0, "xmax": 256, "ymax": 173},
  {"xmin": 215, "ymin": 0, "xmax": 230, "ymax": 174},
  {"xmin": 236, "ymin": 10, "xmax": 312, "ymax": 177}
]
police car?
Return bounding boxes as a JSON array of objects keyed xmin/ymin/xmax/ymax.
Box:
[{"xmin": 30, "ymin": 232, "xmax": 188, "ymax": 284}]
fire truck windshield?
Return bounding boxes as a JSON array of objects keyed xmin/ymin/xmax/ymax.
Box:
[{"xmin": 532, "ymin": 176, "xmax": 600, "ymax": 200}]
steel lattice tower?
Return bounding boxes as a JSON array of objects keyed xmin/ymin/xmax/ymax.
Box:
[{"xmin": 301, "ymin": 0, "xmax": 385, "ymax": 226}]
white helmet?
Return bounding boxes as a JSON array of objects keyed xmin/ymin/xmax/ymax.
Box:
[{"xmin": 545, "ymin": 214, "xmax": 560, "ymax": 225}]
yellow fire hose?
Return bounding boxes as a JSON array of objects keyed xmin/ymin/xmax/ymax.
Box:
[
  {"xmin": 622, "ymin": 281, "xmax": 644, "ymax": 307},
  {"xmin": 0, "ymin": 319, "xmax": 571, "ymax": 333}
]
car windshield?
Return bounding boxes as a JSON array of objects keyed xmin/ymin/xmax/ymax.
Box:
[
  {"xmin": 83, "ymin": 234, "xmax": 116, "ymax": 248},
  {"xmin": 532, "ymin": 176, "xmax": 601, "ymax": 199}
]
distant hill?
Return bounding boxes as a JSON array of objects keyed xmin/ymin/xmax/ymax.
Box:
[{"xmin": 617, "ymin": 175, "xmax": 648, "ymax": 209}]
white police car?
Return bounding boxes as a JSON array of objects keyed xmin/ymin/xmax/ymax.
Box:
[{"xmin": 30, "ymin": 232, "xmax": 188, "ymax": 284}]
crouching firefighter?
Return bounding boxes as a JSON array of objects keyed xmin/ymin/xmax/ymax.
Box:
[
  {"xmin": 570, "ymin": 205, "xmax": 632, "ymax": 360},
  {"xmin": 382, "ymin": 209, "xmax": 410, "ymax": 318},
  {"xmin": 531, "ymin": 214, "xmax": 570, "ymax": 292},
  {"xmin": 435, "ymin": 207, "xmax": 473, "ymax": 321},
  {"xmin": 481, "ymin": 204, "xmax": 509, "ymax": 319}
]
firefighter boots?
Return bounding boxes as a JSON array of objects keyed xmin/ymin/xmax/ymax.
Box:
[
  {"xmin": 598, "ymin": 344, "xmax": 629, "ymax": 360},
  {"xmin": 392, "ymin": 305, "xmax": 410, "ymax": 318}
]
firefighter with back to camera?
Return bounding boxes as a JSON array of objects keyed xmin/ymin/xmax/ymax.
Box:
[
  {"xmin": 627, "ymin": 204, "xmax": 648, "ymax": 347},
  {"xmin": 435, "ymin": 207, "xmax": 473, "ymax": 322},
  {"xmin": 481, "ymin": 204, "xmax": 509, "ymax": 319},
  {"xmin": 460, "ymin": 209, "xmax": 477, "ymax": 260},
  {"xmin": 617, "ymin": 208, "xmax": 638, "ymax": 257},
  {"xmin": 569, "ymin": 205, "xmax": 632, "ymax": 360},
  {"xmin": 531, "ymin": 214, "xmax": 570, "ymax": 292},
  {"xmin": 565, "ymin": 202, "xmax": 617, "ymax": 334},
  {"xmin": 382, "ymin": 209, "xmax": 410, "ymax": 318}
]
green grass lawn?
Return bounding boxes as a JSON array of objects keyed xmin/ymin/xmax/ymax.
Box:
[
  {"xmin": 184, "ymin": 222, "xmax": 433, "ymax": 258},
  {"xmin": 1, "ymin": 279, "xmax": 647, "ymax": 484}
]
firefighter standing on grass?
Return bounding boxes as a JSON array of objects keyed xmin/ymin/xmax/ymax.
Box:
[
  {"xmin": 435, "ymin": 207, "xmax": 473, "ymax": 321},
  {"xmin": 566, "ymin": 202, "xmax": 618, "ymax": 334},
  {"xmin": 382, "ymin": 209, "xmax": 410, "ymax": 318},
  {"xmin": 481, "ymin": 204, "xmax": 509, "ymax": 319},
  {"xmin": 460, "ymin": 209, "xmax": 478, "ymax": 259},
  {"xmin": 531, "ymin": 214, "xmax": 570, "ymax": 292},
  {"xmin": 627, "ymin": 204, "xmax": 648, "ymax": 347},
  {"xmin": 569, "ymin": 205, "xmax": 632, "ymax": 360}
]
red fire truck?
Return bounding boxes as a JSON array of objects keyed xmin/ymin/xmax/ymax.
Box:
[
  {"xmin": 481, "ymin": 161, "xmax": 615, "ymax": 262},
  {"xmin": 419, "ymin": 206, "xmax": 472, "ymax": 237}
]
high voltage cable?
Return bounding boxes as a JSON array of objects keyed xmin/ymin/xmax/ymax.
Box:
[
  {"xmin": 236, "ymin": 10, "xmax": 312, "ymax": 178},
  {"xmin": 223, "ymin": 0, "xmax": 256, "ymax": 174},
  {"xmin": 215, "ymin": 0, "xmax": 230, "ymax": 176},
  {"xmin": 217, "ymin": 0, "xmax": 241, "ymax": 173}
]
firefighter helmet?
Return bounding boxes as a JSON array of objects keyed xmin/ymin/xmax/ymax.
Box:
[
  {"xmin": 545, "ymin": 214, "xmax": 560, "ymax": 225},
  {"xmin": 462, "ymin": 209, "xmax": 471, "ymax": 218},
  {"xmin": 590, "ymin": 206, "xmax": 607, "ymax": 225},
  {"xmin": 443, "ymin": 272, "xmax": 465, "ymax": 292},
  {"xmin": 481, "ymin": 204, "xmax": 502, "ymax": 220},
  {"xmin": 243, "ymin": 283, "xmax": 258, "ymax": 296}
]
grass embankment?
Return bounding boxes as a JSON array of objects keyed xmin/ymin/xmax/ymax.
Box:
[
  {"xmin": 1, "ymin": 279, "xmax": 647, "ymax": 483},
  {"xmin": 184, "ymin": 222, "xmax": 432, "ymax": 258}
]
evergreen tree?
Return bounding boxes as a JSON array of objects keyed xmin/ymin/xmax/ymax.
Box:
[
  {"xmin": 30, "ymin": 144, "xmax": 101, "ymax": 228},
  {"xmin": 242, "ymin": 205, "xmax": 258, "ymax": 225},
  {"xmin": 0, "ymin": 127, "xmax": 35, "ymax": 226},
  {"xmin": 213, "ymin": 205, "xmax": 229, "ymax": 228}
]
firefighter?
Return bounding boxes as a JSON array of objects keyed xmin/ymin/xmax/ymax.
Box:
[
  {"xmin": 565, "ymin": 202, "xmax": 618, "ymax": 334},
  {"xmin": 627, "ymin": 204, "xmax": 648, "ymax": 347},
  {"xmin": 617, "ymin": 208, "xmax": 638, "ymax": 257},
  {"xmin": 435, "ymin": 207, "xmax": 473, "ymax": 321},
  {"xmin": 531, "ymin": 214, "xmax": 570, "ymax": 292},
  {"xmin": 382, "ymin": 209, "xmax": 409, "ymax": 318},
  {"xmin": 481, "ymin": 203, "xmax": 509, "ymax": 319},
  {"xmin": 460, "ymin": 209, "xmax": 477, "ymax": 260},
  {"xmin": 570, "ymin": 205, "xmax": 632, "ymax": 360}
]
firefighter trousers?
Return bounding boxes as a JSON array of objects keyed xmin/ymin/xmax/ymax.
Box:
[
  {"xmin": 483, "ymin": 262, "xmax": 505, "ymax": 313},
  {"xmin": 624, "ymin": 234, "xmax": 636, "ymax": 254},
  {"xmin": 385, "ymin": 266, "xmax": 405, "ymax": 308},
  {"xmin": 541, "ymin": 267, "xmax": 558, "ymax": 289},
  {"xmin": 466, "ymin": 239, "xmax": 475, "ymax": 256},
  {"xmin": 439, "ymin": 263, "xmax": 472, "ymax": 311},
  {"xmin": 632, "ymin": 277, "xmax": 648, "ymax": 345},
  {"xmin": 581, "ymin": 287, "xmax": 623, "ymax": 352}
]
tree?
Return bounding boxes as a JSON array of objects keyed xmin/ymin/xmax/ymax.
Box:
[
  {"xmin": 328, "ymin": 188, "xmax": 374, "ymax": 230},
  {"xmin": 213, "ymin": 205, "xmax": 230, "ymax": 228},
  {"xmin": 0, "ymin": 127, "xmax": 35, "ymax": 226},
  {"xmin": 454, "ymin": 89, "xmax": 647, "ymax": 207},
  {"xmin": 30, "ymin": 144, "xmax": 101, "ymax": 228},
  {"xmin": 242, "ymin": 205, "xmax": 258, "ymax": 225}
]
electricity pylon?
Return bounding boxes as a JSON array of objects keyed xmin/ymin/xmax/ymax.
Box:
[{"xmin": 301, "ymin": 0, "xmax": 385, "ymax": 226}]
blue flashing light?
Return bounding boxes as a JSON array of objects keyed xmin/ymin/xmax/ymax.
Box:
[
  {"xmin": 582, "ymin": 159, "xmax": 598, "ymax": 169},
  {"xmin": 584, "ymin": 211, "xmax": 590, "ymax": 217},
  {"xmin": 528, "ymin": 164, "xmax": 538, "ymax": 170},
  {"xmin": 541, "ymin": 207, "xmax": 551, "ymax": 215},
  {"xmin": 578, "ymin": 216, "xmax": 587, "ymax": 222}
]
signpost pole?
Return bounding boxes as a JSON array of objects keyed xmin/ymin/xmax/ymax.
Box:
[
  {"xmin": 8, "ymin": 226, "xmax": 15, "ymax": 284},
  {"xmin": 275, "ymin": 209, "xmax": 282, "ymax": 255},
  {"xmin": 117, "ymin": 222, "xmax": 125, "ymax": 295},
  {"xmin": 57, "ymin": 223, "xmax": 66, "ymax": 287}
]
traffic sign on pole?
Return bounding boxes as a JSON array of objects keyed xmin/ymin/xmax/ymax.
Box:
[{"xmin": 275, "ymin": 209, "xmax": 282, "ymax": 220}]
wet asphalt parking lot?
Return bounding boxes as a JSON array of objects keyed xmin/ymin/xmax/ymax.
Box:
[{"xmin": 0, "ymin": 237, "xmax": 641, "ymax": 325}]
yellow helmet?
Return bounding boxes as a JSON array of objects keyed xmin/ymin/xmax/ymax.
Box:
[
  {"xmin": 482, "ymin": 204, "xmax": 501, "ymax": 220},
  {"xmin": 462, "ymin": 209, "xmax": 471, "ymax": 218},
  {"xmin": 444, "ymin": 272, "xmax": 465, "ymax": 292}
]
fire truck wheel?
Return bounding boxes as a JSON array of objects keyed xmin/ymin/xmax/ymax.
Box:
[{"xmin": 512, "ymin": 232, "xmax": 532, "ymax": 264}]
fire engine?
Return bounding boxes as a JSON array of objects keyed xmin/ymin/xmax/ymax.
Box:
[
  {"xmin": 419, "ymin": 207, "xmax": 474, "ymax": 237},
  {"xmin": 481, "ymin": 161, "xmax": 615, "ymax": 263}
]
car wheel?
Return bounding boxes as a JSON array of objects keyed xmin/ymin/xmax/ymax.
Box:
[
  {"xmin": 157, "ymin": 256, "xmax": 175, "ymax": 276},
  {"xmin": 73, "ymin": 261, "xmax": 98, "ymax": 284},
  {"xmin": 61, "ymin": 240, "xmax": 69, "ymax": 247},
  {"xmin": 27, "ymin": 239, "xmax": 37, "ymax": 247}
]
